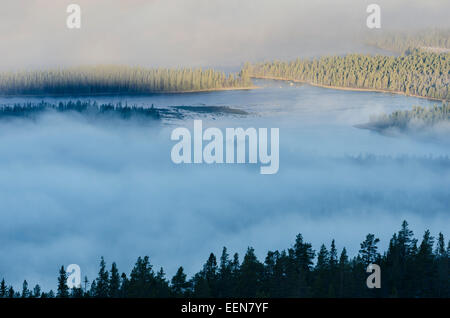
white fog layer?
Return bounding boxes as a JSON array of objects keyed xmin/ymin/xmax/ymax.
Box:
[{"xmin": 0, "ymin": 80, "xmax": 449, "ymax": 290}]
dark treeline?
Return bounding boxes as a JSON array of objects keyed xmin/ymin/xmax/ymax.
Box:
[
  {"xmin": 1, "ymin": 221, "xmax": 448, "ymax": 298},
  {"xmin": 367, "ymin": 29, "xmax": 450, "ymax": 54},
  {"xmin": 0, "ymin": 101, "xmax": 252, "ymax": 121},
  {"xmin": 0, "ymin": 100, "xmax": 160, "ymax": 121},
  {"xmin": 0, "ymin": 66, "xmax": 253, "ymax": 96},
  {"xmin": 362, "ymin": 101, "xmax": 450, "ymax": 132},
  {"xmin": 243, "ymin": 51, "xmax": 449, "ymax": 100}
]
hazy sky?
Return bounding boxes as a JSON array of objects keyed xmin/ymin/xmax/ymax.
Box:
[{"xmin": 0, "ymin": 0, "xmax": 449, "ymax": 70}]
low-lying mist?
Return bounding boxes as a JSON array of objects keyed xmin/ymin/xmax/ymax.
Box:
[{"xmin": 0, "ymin": 107, "xmax": 449, "ymax": 291}]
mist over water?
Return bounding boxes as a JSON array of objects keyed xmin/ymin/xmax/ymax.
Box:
[{"xmin": 0, "ymin": 80, "xmax": 449, "ymax": 291}]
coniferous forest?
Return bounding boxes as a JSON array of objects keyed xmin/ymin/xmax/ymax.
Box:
[
  {"xmin": 242, "ymin": 51, "xmax": 449, "ymax": 100},
  {"xmin": 0, "ymin": 221, "xmax": 448, "ymax": 298},
  {"xmin": 0, "ymin": 66, "xmax": 253, "ymax": 96},
  {"xmin": 0, "ymin": 100, "xmax": 250, "ymax": 121},
  {"xmin": 0, "ymin": 100, "xmax": 160, "ymax": 120}
]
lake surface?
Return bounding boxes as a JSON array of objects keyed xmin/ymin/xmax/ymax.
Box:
[{"xmin": 0, "ymin": 79, "xmax": 449, "ymax": 290}]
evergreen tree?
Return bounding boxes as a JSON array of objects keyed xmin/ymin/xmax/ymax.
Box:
[
  {"xmin": 359, "ymin": 234, "xmax": 380, "ymax": 266},
  {"xmin": 263, "ymin": 250, "xmax": 284, "ymax": 297},
  {"xmin": 83, "ymin": 276, "xmax": 90, "ymax": 295},
  {"xmin": 338, "ymin": 248, "xmax": 350, "ymax": 297},
  {"xmin": 21, "ymin": 280, "xmax": 29, "ymax": 298},
  {"xmin": 128, "ymin": 256, "xmax": 156, "ymax": 297},
  {"xmin": 434, "ymin": 233, "xmax": 448, "ymax": 297},
  {"xmin": 416, "ymin": 230, "xmax": 436, "ymax": 296},
  {"xmin": 71, "ymin": 286, "xmax": 83, "ymax": 298},
  {"xmin": 313, "ymin": 244, "xmax": 330, "ymax": 297},
  {"xmin": 238, "ymin": 248, "xmax": 264, "ymax": 297},
  {"xmin": 287, "ymin": 233, "xmax": 315, "ymax": 297},
  {"xmin": 0, "ymin": 279, "xmax": 6, "ymax": 298},
  {"xmin": 191, "ymin": 272, "xmax": 211, "ymax": 297},
  {"xmin": 56, "ymin": 266, "xmax": 69, "ymax": 298},
  {"xmin": 436, "ymin": 232, "xmax": 446, "ymax": 256},
  {"xmin": 327, "ymin": 240, "xmax": 339, "ymax": 297},
  {"xmin": 217, "ymin": 247, "xmax": 233, "ymax": 297},
  {"xmin": 292, "ymin": 234, "xmax": 315, "ymax": 272},
  {"xmin": 155, "ymin": 267, "xmax": 171, "ymax": 297},
  {"xmin": 94, "ymin": 257, "xmax": 109, "ymax": 298},
  {"xmin": 171, "ymin": 267, "xmax": 190, "ymax": 297},
  {"xmin": 89, "ymin": 280, "xmax": 97, "ymax": 297},
  {"xmin": 33, "ymin": 284, "xmax": 41, "ymax": 298},
  {"xmin": 329, "ymin": 240, "xmax": 338, "ymax": 268},
  {"xmin": 2, "ymin": 220, "xmax": 449, "ymax": 298},
  {"xmin": 109, "ymin": 262, "xmax": 120, "ymax": 298},
  {"xmin": 119, "ymin": 273, "xmax": 129, "ymax": 298},
  {"xmin": 316, "ymin": 244, "xmax": 329, "ymax": 270},
  {"xmin": 7, "ymin": 286, "xmax": 14, "ymax": 298},
  {"xmin": 398, "ymin": 220, "xmax": 415, "ymax": 258},
  {"xmin": 203, "ymin": 253, "xmax": 218, "ymax": 296}
]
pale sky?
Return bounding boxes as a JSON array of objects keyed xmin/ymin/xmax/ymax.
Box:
[{"xmin": 0, "ymin": 1, "xmax": 449, "ymax": 69}]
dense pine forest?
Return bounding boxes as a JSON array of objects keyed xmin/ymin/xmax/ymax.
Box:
[
  {"xmin": 0, "ymin": 100, "xmax": 160, "ymax": 121},
  {"xmin": 367, "ymin": 29, "xmax": 450, "ymax": 54},
  {"xmin": 242, "ymin": 51, "xmax": 449, "ymax": 100},
  {"xmin": 0, "ymin": 66, "xmax": 253, "ymax": 96},
  {"xmin": 0, "ymin": 221, "xmax": 448, "ymax": 298},
  {"xmin": 0, "ymin": 100, "xmax": 251, "ymax": 121},
  {"xmin": 360, "ymin": 102, "xmax": 450, "ymax": 132}
]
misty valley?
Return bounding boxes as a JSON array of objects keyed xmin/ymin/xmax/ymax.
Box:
[
  {"xmin": 0, "ymin": 20, "xmax": 448, "ymax": 298},
  {"xmin": 0, "ymin": 77, "xmax": 449, "ymax": 296}
]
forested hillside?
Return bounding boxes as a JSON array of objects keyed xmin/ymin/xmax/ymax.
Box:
[
  {"xmin": 242, "ymin": 51, "xmax": 449, "ymax": 100},
  {"xmin": 1, "ymin": 221, "xmax": 448, "ymax": 298},
  {"xmin": 0, "ymin": 66, "xmax": 253, "ymax": 96},
  {"xmin": 367, "ymin": 29, "xmax": 450, "ymax": 54}
]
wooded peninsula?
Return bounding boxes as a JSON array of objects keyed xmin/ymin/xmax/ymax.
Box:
[
  {"xmin": 1, "ymin": 30, "xmax": 448, "ymax": 100},
  {"xmin": 242, "ymin": 50, "xmax": 449, "ymax": 101},
  {"xmin": 0, "ymin": 66, "xmax": 254, "ymax": 96}
]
